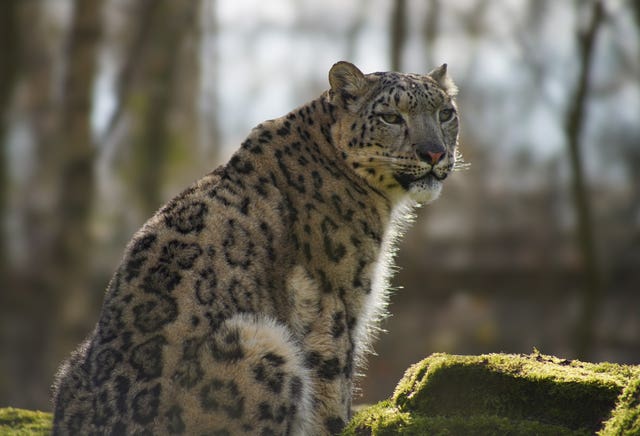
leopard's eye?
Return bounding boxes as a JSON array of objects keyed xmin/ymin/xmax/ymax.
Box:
[
  {"xmin": 439, "ymin": 108, "xmax": 456, "ymax": 123},
  {"xmin": 379, "ymin": 113, "xmax": 403, "ymax": 125}
]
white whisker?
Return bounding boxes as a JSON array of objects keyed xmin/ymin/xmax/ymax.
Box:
[{"xmin": 453, "ymin": 149, "xmax": 471, "ymax": 171}]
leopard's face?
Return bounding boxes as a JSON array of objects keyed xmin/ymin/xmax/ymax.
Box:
[{"xmin": 329, "ymin": 62, "xmax": 460, "ymax": 204}]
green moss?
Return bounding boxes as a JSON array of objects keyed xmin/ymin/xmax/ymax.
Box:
[
  {"xmin": 346, "ymin": 410, "xmax": 589, "ymax": 436},
  {"xmin": 601, "ymin": 375, "xmax": 640, "ymax": 434},
  {"xmin": 344, "ymin": 353, "xmax": 640, "ymax": 435},
  {"xmin": 2, "ymin": 353, "xmax": 638, "ymax": 435},
  {"xmin": 0, "ymin": 407, "xmax": 52, "ymax": 435}
]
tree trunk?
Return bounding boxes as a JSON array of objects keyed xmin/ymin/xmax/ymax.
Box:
[
  {"xmin": 199, "ymin": 0, "xmax": 221, "ymax": 165},
  {"xmin": 48, "ymin": 0, "xmax": 104, "ymax": 370},
  {"xmin": 390, "ymin": 0, "xmax": 407, "ymax": 71},
  {"xmin": 566, "ymin": 0, "xmax": 605, "ymax": 360},
  {"xmin": 0, "ymin": 0, "xmax": 21, "ymax": 408},
  {"xmin": 116, "ymin": 0, "xmax": 199, "ymax": 217},
  {"xmin": 0, "ymin": 0, "xmax": 19, "ymax": 301},
  {"xmin": 1, "ymin": 1, "xmax": 61, "ymax": 409},
  {"xmin": 423, "ymin": 0, "xmax": 440, "ymax": 67},
  {"xmin": 0, "ymin": 0, "xmax": 103, "ymax": 409}
]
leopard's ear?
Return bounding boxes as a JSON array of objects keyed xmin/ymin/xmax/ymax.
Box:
[
  {"xmin": 329, "ymin": 61, "xmax": 368, "ymax": 108},
  {"xmin": 428, "ymin": 63, "xmax": 458, "ymax": 97}
]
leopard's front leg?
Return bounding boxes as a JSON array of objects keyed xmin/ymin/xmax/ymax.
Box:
[{"xmin": 286, "ymin": 266, "xmax": 358, "ymax": 435}]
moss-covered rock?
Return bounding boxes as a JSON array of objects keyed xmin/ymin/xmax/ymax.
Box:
[
  {"xmin": 343, "ymin": 352, "xmax": 640, "ymax": 435},
  {"xmin": 1, "ymin": 353, "xmax": 638, "ymax": 434},
  {"xmin": 0, "ymin": 407, "xmax": 52, "ymax": 435}
]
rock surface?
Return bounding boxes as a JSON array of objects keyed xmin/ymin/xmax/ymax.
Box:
[{"xmin": 343, "ymin": 352, "xmax": 640, "ymax": 435}]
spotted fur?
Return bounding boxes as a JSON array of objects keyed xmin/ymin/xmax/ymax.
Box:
[{"xmin": 52, "ymin": 62, "xmax": 460, "ymax": 435}]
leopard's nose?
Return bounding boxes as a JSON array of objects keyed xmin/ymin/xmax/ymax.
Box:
[{"xmin": 416, "ymin": 142, "xmax": 446, "ymax": 165}]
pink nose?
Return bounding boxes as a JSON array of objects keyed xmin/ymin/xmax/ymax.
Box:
[{"xmin": 425, "ymin": 151, "xmax": 444, "ymax": 165}]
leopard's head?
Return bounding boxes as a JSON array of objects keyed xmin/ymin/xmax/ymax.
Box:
[{"xmin": 328, "ymin": 61, "xmax": 461, "ymax": 205}]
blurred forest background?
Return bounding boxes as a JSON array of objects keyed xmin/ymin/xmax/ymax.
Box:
[{"xmin": 1, "ymin": 0, "xmax": 639, "ymax": 412}]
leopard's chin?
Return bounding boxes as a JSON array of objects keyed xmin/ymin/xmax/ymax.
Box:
[
  {"xmin": 394, "ymin": 171, "xmax": 446, "ymax": 203},
  {"xmin": 407, "ymin": 173, "xmax": 443, "ymax": 204}
]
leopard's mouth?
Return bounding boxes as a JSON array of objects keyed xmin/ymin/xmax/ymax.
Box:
[{"xmin": 394, "ymin": 170, "xmax": 447, "ymax": 190}]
